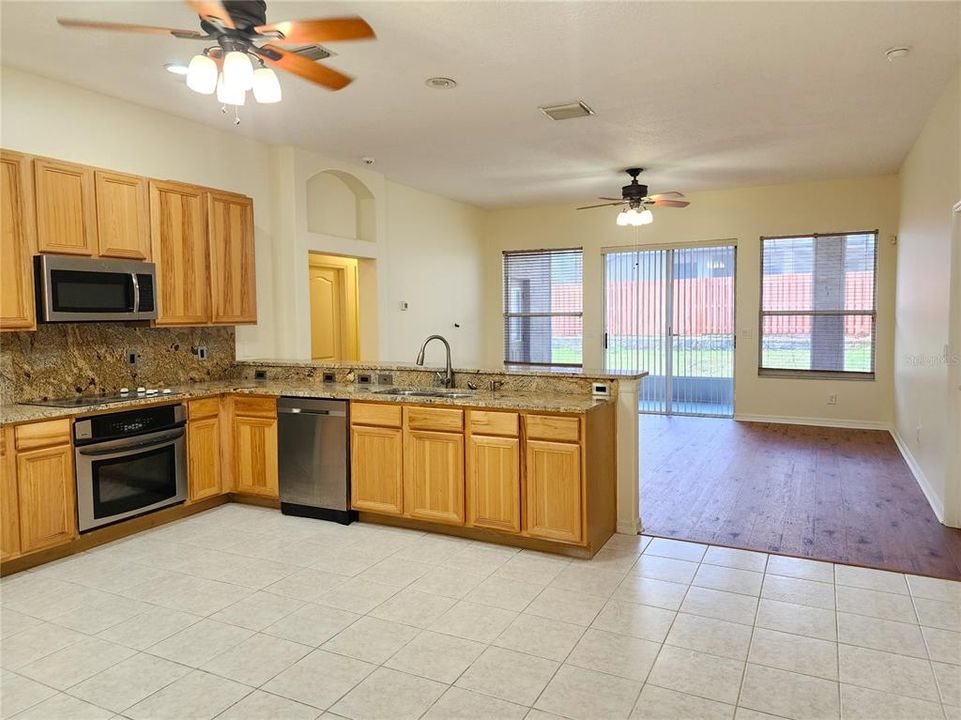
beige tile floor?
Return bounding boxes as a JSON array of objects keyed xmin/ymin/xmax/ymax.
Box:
[{"xmin": 1, "ymin": 504, "xmax": 960, "ymax": 720}]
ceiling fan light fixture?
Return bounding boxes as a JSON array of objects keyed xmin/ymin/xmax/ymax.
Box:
[
  {"xmin": 616, "ymin": 210, "xmax": 630, "ymax": 227},
  {"xmin": 216, "ymin": 72, "xmax": 246, "ymax": 105},
  {"xmin": 186, "ymin": 53, "xmax": 217, "ymax": 94},
  {"xmin": 252, "ymin": 67, "xmax": 282, "ymax": 103},
  {"xmin": 223, "ymin": 50, "xmax": 254, "ymax": 92},
  {"xmin": 638, "ymin": 208, "xmax": 654, "ymax": 225}
]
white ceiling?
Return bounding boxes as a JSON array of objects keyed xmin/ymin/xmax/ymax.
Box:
[{"xmin": 2, "ymin": 1, "xmax": 959, "ymax": 207}]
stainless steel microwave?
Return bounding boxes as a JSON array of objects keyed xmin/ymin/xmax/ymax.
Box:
[{"xmin": 35, "ymin": 255, "xmax": 158, "ymax": 322}]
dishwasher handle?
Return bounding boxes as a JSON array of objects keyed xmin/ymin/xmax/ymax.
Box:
[{"xmin": 278, "ymin": 407, "xmax": 347, "ymax": 417}]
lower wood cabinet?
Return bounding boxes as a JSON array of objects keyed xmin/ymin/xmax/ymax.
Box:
[
  {"xmin": 405, "ymin": 429, "xmax": 465, "ymax": 525},
  {"xmin": 467, "ymin": 434, "xmax": 521, "ymax": 533},
  {"xmin": 232, "ymin": 398, "xmax": 279, "ymax": 498},
  {"xmin": 351, "ymin": 424, "xmax": 404, "ymax": 515},
  {"xmin": 524, "ymin": 439, "xmax": 583, "ymax": 544},
  {"xmin": 0, "ymin": 427, "xmax": 21, "ymax": 561},
  {"xmin": 187, "ymin": 399, "xmax": 222, "ymax": 502}
]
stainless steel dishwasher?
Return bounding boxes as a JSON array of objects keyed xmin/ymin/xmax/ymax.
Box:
[{"xmin": 278, "ymin": 397, "xmax": 354, "ymax": 524}]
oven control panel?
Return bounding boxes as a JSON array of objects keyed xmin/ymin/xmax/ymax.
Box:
[{"xmin": 74, "ymin": 403, "xmax": 185, "ymax": 445}]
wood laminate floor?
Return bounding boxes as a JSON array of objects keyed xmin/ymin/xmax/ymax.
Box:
[{"xmin": 640, "ymin": 415, "xmax": 961, "ymax": 579}]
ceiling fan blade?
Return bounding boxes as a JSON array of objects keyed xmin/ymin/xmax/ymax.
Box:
[
  {"xmin": 57, "ymin": 18, "xmax": 206, "ymax": 38},
  {"xmin": 598, "ymin": 196, "xmax": 624, "ymax": 201},
  {"xmin": 646, "ymin": 191, "xmax": 686, "ymax": 200},
  {"xmin": 255, "ymin": 17, "xmax": 375, "ymax": 43},
  {"xmin": 651, "ymin": 199, "xmax": 690, "ymax": 208},
  {"xmin": 185, "ymin": 0, "xmax": 234, "ymax": 29},
  {"xmin": 577, "ymin": 202, "xmax": 626, "ymax": 210},
  {"xmin": 254, "ymin": 44, "xmax": 352, "ymax": 90}
]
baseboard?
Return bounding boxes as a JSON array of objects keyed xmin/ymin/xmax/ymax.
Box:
[
  {"xmin": 733, "ymin": 413, "xmax": 891, "ymax": 431},
  {"xmin": 890, "ymin": 428, "xmax": 945, "ymax": 522}
]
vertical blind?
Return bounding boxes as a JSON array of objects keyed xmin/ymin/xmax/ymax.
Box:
[
  {"xmin": 503, "ymin": 249, "xmax": 583, "ymax": 366},
  {"xmin": 760, "ymin": 231, "xmax": 877, "ymax": 376}
]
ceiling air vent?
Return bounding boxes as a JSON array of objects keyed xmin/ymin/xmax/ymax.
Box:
[
  {"xmin": 291, "ymin": 44, "xmax": 334, "ymax": 61},
  {"xmin": 539, "ymin": 101, "xmax": 594, "ymax": 121}
]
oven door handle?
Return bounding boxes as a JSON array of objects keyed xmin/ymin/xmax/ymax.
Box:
[{"xmin": 77, "ymin": 428, "xmax": 185, "ymax": 457}]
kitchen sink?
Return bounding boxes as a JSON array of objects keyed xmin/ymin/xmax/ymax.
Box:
[{"xmin": 369, "ymin": 387, "xmax": 475, "ymax": 399}]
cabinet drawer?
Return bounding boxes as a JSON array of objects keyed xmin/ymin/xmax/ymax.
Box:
[
  {"xmin": 469, "ymin": 411, "xmax": 519, "ymax": 437},
  {"xmin": 525, "ymin": 414, "xmax": 580, "ymax": 443},
  {"xmin": 406, "ymin": 406, "xmax": 464, "ymax": 432},
  {"xmin": 351, "ymin": 402, "xmax": 402, "ymax": 428},
  {"xmin": 15, "ymin": 419, "xmax": 71, "ymax": 451},
  {"xmin": 188, "ymin": 397, "xmax": 220, "ymax": 420},
  {"xmin": 232, "ymin": 396, "xmax": 276, "ymax": 418}
]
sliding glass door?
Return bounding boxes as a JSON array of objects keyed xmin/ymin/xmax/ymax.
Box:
[{"xmin": 604, "ymin": 244, "xmax": 736, "ymax": 417}]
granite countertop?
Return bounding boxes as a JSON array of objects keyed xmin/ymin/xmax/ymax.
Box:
[{"xmin": 1, "ymin": 380, "xmax": 613, "ymax": 426}]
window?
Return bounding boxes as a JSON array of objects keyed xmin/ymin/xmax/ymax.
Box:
[
  {"xmin": 503, "ymin": 249, "xmax": 583, "ymax": 366},
  {"xmin": 759, "ymin": 231, "xmax": 877, "ymax": 378}
]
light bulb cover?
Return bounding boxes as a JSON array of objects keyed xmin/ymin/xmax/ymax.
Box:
[
  {"xmin": 616, "ymin": 211, "xmax": 630, "ymax": 227},
  {"xmin": 252, "ymin": 67, "xmax": 282, "ymax": 103},
  {"xmin": 216, "ymin": 72, "xmax": 246, "ymax": 106},
  {"xmin": 223, "ymin": 51, "xmax": 254, "ymax": 92},
  {"xmin": 638, "ymin": 209, "xmax": 654, "ymax": 225},
  {"xmin": 186, "ymin": 54, "xmax": 217, "ymax": 94}
]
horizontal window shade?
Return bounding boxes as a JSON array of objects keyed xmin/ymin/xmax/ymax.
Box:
[
  {"xmin": 760, "ymin": 232, "xmax": 877, "ymax": 375},
  {"xmin": 503, "ymin": 249, "xmax": 583, "ymax": 366}
]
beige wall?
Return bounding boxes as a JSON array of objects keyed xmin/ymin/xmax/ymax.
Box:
[
  {"xmin": 483, "ymin": 175, "xmax": 900, "ymax": 426},
  {"xmin": 894, "ymin": 68, "xmax": 961, "ymax": 524},
  {"xmin": 1, "ymin": 67, "xmax": 488, "ymax": 366}
]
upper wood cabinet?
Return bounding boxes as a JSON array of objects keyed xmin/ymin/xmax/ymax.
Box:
[
  {"xmin": 0, "ymin": 427, "xmax": 21, "ymax": 562},
  {"xmin": 150, "ymin": 180, "xmax": 209, "ymax": 325},
  {"xmin": 208, "ymin": 191, "xmax": 256, "ymax": 324},
  {"xmin": 95, "ymin": 170, "xmax": 150, "ymax": 260},
  {"xmin": 405, "ymin": 429, "xmax": 465, "ymax": 525},
  {"xmin": 34, "ymin": 158, "xmax": 97, "ymax": 256},
  {"xmin": 524, "ymin": 439, "xmax": 583, "ymax": 544},
  {"xmin": 0, "ymin": 151, "xmax": 36, "ymax": 331}
]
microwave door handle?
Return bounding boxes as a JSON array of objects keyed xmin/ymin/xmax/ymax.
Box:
[
  {"xmin": 131, "ymin": 273, "xmax": 140, "ymax": 313},
  {"xmin": 77, "ymin": 428, "xmax": 184, "ymax": 457}
]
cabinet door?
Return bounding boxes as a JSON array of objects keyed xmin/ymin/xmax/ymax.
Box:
[
  {"xmin": 467, "ymin": 435, "xmax": 520, "ymax": 533},
  {"xmin": 34, "ymin": 158, "xmax": 96, "ymax": 255},
  {"xmin": 0, "ymin": 151, "xmax": 36, "ymax": 331},
  {"xmin": 95, "ymin": 170, "xmax": 150, "ymax": 260},
  {"xmin": 1, "ymin": 427, "xmax": 20, "ymax": 561},
  {"xmin": 208, "ymin": 191, "xmax": 256, "ymax": 324},
  {"xmin": 17, "ymin": 444, "xmax": 76, "ymax": 553},
  {"xmin": 187, "ymin": 416, "xmax": 222, "ymax": 502},
  {"xmin": 405, "ymin": 430, "xmax": 465, "ymax": 525},
  {"xmin": 233, "ymin": 415, "xmax": 278, "ymax": 497},
  {"xmin": 524, "ymin": 440, "xmax": 582, "ymax": 544},
  {"xmin": 350, "ymin": 425, "xmax": 404, "ymax": 515},
  {"xmin": 149, "ymin": 181, "xmax": 209, "ymax": 325}
]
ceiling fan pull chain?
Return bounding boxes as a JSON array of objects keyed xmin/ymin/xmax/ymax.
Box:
[{"xmin": 234, "ymin": 106, "xmax": 241, "ymax": 125}]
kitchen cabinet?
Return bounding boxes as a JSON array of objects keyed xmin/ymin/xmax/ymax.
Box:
[
  {"xmin": 13, "ymin": 419, "xmax": 76, "ymax": 554},
  {"xmin": 467, "ymin": 434, "xmax": 521, "ymax": 533},
  {"xmin": 351, "ymin": 424, "xmax": 404, "ymax": 515},
  {"xmin": 231, "ymin": 396, "xmax": 278, "ymax": 498},
  {"xmin": 0, "ymin": 427, "xmax": 21, "ymax": 561},
  {"xmin": 34, "ymin": 158, "xmax": 96, "ymax": 256},
  {"xmin": 150, "ymin": 181, "xmax": 209, "ymax": 326},
  {"xmin": 208, "ymin": 191, "xmax": 256, "ymax": 324},
  {"xmin": 187, "ymin": 398, "xmax": 222, "ymax": 502},
  {"xmin": 405, "ymin": 429, "xmax": 465, "ymax": 525},
  {"xmin": 0, "ymin": 150, "xmax": 36, "ymax": 331},
  {"xmin": 95, "ymin": 170, "xmax": 150, "ymax": 260},
  {"xmin": 524, "ymin": 439, "xmax": 582, "ymax": 544}
]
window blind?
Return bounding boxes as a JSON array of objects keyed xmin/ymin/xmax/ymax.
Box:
[
  {"xmin": 503, "ymin": 249, "xmax": 583, "ymax": 366},
  {"xmin": 759, "ymin": 231, "xmax": 877, "ymax": 377}
]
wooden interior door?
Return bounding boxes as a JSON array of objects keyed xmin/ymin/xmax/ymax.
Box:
[
  {"xmin": 0, "ymin": 151, "xmax": 36, "ymax": 331},
  {"xmin": 150, "ymin": 181, "xmax": 209, "ymax": 325},
  {"xmin": 404, "ymin": 430, "xmax": 465, "ymax": 525},
  {"xmin": 208, "ymin": 191, "xmax": 257, "ymax": 324},
  {"xmin": 310, "ymin": 265, "xmax": 345, "ymax": 361},
  {"xmin": 95, "ymin": 170, "xmax": 150, "ymax": 260},
  {"xmin": 33, "ymin": 158, "xmax": 96, "ymax": 255},
  {"xmin": 524, "ymin": 439, "xmax": 582, "ymax": 543},
  {"xmin": 17, "ymin": 444, "xmax": 76, "ymax": 553},
  {"xmin": 467, "ymin": 435, "xmax": 521, "ymax": 533},
  {"xmin": 350, "ymin": 425, "xmax": 404, "ymax": 515}
]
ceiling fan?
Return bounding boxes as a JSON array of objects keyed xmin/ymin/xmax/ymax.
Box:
[
  {"xmin": 57, "ymin": 0, "xmax": 375, "ymax": 108},
  {"xmin": 577, "ymin": 168, "xmax": 689, "ymax": 226}
]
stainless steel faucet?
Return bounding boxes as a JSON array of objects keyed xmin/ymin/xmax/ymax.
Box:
[{"xmin": 416, "ymin": 335, "xmax": 454, "ymax": 388}]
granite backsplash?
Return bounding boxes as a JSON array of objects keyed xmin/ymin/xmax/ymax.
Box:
[{"xmin": 0, "ymin": 325, "xmax": 236, "ymax": 404}]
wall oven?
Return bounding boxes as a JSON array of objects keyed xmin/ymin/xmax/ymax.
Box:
[
  {"xmin": 74, "ymin": 404, "xmax": 186, "ymax": 532},
  {"xmin": 36, "ymin": 255, "xmax": 157, "ymax": 323}
]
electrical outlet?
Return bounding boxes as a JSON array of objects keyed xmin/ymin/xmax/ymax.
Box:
[
  {"xmin": 126, "ymin": 350, "xmax": 139, "ymax": 366},
  {"xmin": 254, "ymin": 369, "xmax": 267, "ymax": 381},
  {"xmin": 827, "ymin": 394, "xmax": 838, "ymax": 405},
  {"xmin": 323, "ymin": 372, "xmax": 336, "ymax": 383},
  {"xmin": 592, "ymin": 382, "xmax": 610, "ymax": 397},
  {"xmin": 357, "ymin": 373, "xmax": 373, "ymax": 385},
  {"xmin": 378, "ymin": 373, "xmax": 393, "ymax": 385}
]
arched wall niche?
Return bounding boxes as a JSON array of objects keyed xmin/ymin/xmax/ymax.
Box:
[{"xmin": 306, "ymin": 169, "xmax": 376, "ymax": 242}]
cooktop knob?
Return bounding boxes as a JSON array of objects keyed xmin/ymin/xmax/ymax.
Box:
[
  {"xmin": 136, "ymin": 387, "xmax": 146, "ymax": 394},
  {"xmin": 119, "ymin": 387, "xmax": 129, "ymax": 394}
]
